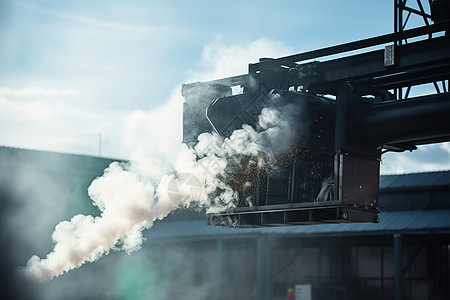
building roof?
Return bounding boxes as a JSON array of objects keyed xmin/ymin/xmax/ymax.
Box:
[{"xmin": 380, "ymin": 170, "xmax": 450, "ymax": 192}]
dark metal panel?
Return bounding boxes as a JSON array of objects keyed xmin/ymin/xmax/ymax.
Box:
[
  {"xmin": 340, "ymin": 154, "xmax": 380, "ymax": 209},
  {"xmin": 182, "ymin": 82, "xmax": 231, "ymax": 144}
]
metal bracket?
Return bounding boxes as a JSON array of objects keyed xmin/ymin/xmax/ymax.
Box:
[{"xmin": 384, "ymin": 44, "xmax": 395, "ymax": 67}]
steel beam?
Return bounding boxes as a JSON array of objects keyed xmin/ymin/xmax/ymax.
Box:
[
  {"xmin": 306, "ymin": 36, "xmax": 450, "ymax": 94},
  {"xmin": 250, "ymin": 21, "xmax": 449, "ymax": 72}
]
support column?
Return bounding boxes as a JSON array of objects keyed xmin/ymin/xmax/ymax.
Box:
[
  {"xmin": 217, "ymin": 238, "xmax": 224, "ymax": 300},
  {"xmin": 256, "ymin": 237, "xmax": 271, "ymax": 300},
  {"xmin": 256, "ymin": 237, "xmax": 264, "ymax": 300},
  {"xmin": 394, "ymin": 233, "xmax": 403, "ymax": 300}
]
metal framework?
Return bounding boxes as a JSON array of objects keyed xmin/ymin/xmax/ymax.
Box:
[
  {"xmin": 182, "ymin": 2, "xmax": 450, "ymax": 227},
  {"xmin": 394, "ymin": 0, "xmax": 449, "ymax": 99},
  {"xmin": 184, "ymin": 20, "xmax": 450, "ymax": 227}
]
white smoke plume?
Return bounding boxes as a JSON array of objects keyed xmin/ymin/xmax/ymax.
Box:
[
  {"xmin": 24, "ymin": 98, "xmax": 295, "ymax": 284},
  {"xmin": 23, "ymin": 38, "xmax": 297, "ymax": 284}
]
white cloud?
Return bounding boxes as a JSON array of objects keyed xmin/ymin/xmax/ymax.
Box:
[
  {"xmin": 0, "ymin": 87, "xmax": 75, "ymax": 121},
  {"xmin": 16, "ymin": 1, "xmax": 178, "ymax": 35},
  {"xmin": 190, "ymin": 36, "xmax": 294, "ymax": 81},
  {"xmin": 380, "ymin": 142, "xmax": 450, "ymax": 174},
  {"xmin": 0, "ymin": 87, "xmax": 77, "ymax": 98},
  {"xmin": 0, "ymin": 86, "xmax": 128, "ymax": 158}
]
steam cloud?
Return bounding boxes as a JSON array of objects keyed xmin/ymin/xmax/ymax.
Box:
[{"xmin": 24, "ymin": 94, "xmax": 296, "ymax": 284}]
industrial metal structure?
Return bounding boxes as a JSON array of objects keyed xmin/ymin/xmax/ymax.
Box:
[{"xmin": 182, "ymin": 0, "xmax": 450, "ymax": 226}]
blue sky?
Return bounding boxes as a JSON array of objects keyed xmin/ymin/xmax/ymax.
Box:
[{"xmin": 0, "ymin": 0, "xmax": 449, "ymax": 174}]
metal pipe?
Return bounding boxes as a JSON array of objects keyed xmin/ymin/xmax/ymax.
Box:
[{"xmin": 360, "ymin": 92, "xmax": 450, "ymax": 146}]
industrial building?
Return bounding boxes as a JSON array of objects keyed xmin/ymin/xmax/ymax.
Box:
[{"xmin": 1, "ymin": 146, "xmax": 449, "ymax": 300}]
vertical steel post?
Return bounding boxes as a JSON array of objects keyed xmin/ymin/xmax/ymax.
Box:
[
  {"xmin": 256, "ymin": 237, "xmax": 264, "ymax": 300},
  {"xmin": 218, "ymin": 238, "xmax": 224, "ymax": 300},
  {"xmin": 256, "ymin": 237, "xmax": 271, "ymax": 300},
  {"xmin": 394, "ymin": 233, "xmax": 403, "ymax": 300},
  {"xmin": 266, "ymin": 244, "xmax": 273, "ymax": 299}
]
